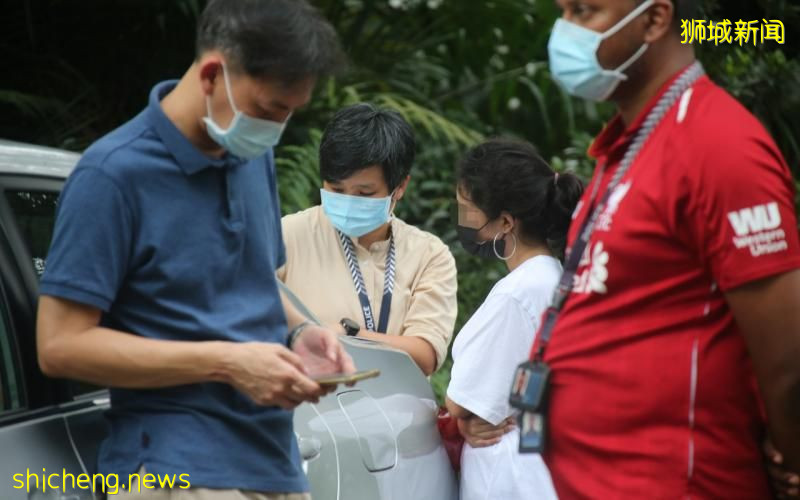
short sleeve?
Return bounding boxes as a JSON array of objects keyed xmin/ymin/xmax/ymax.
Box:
[
  {"xmin": 40, "ymin": 167, "xmax": 134, "ymax": 311},
  {"xmin": 687, "ymin": 127, "xmax": 800, "ymax": 291},
  {"xmin": 447, "ymin": 294, "xmax": 535, "ymax": 426},
  {"xmin": 400, "ymin": 242, "xmax": 457, "ymax": 371}
]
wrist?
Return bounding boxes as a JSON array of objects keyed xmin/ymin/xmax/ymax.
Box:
[
  {"xmin": 287, "ymin": 321, "xmax": 313, "ymax": 348},
  {"xmin": 208, "ymin": 341, "xmax": 238, "ymax": 384}
]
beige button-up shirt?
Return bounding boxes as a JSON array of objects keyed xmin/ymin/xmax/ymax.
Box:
[{"xmin": 277, "ymin": 206, "xmax": 457, "ymax": 369}]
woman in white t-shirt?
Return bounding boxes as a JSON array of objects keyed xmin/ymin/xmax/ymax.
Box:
[{"xmin": 446, "ymin": 139, "xmax": 583, "ymax": 500}]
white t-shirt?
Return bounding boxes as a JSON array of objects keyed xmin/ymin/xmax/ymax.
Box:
[{"xmin": 447, "ymin": 255, "xmax": 561, "ymax": 500}]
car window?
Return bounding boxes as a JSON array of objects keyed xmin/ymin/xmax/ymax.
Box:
[
  {"xmin": 4, "ymin": 187, "xmax": 103, "ymax": 400},
  {"xmin": 5, "ymin": 189, "xmax": 58, "ymax": 279},
  {"xmin": 0, "ymin": 289, "xmax": 22, "ymax": 412}
]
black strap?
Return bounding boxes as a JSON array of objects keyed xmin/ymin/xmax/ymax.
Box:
[
  {"xmin": 337, "ymin": 230, "xmax": 396, "ymax": 333},
  {"xmin": 532, "ymin": 62, "xmax": 706, "ymax": 361}
]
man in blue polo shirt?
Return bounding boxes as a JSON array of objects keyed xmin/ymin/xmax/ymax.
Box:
[{"xmin": 35, "ymin": 1, "xmax": 353, "ymax": 498}]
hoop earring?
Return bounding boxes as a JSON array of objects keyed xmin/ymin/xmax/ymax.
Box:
[{"xmin": 493, "ymin": 232, "xmax": 517, "ymax": 261}]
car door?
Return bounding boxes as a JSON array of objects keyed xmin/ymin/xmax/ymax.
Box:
[
  {"xmin": 294, "ymin": 340, "xmax": 458, "ymax": 500},
  {"xmin": 282, "ymin": 283, "xmax": 458, "ymax": 500},
  {"xmin": 0, "ymin": 172, "xmax": 110, "ymax": 500},
  {"xmin": 0, "ymin": 227, "xmax": 104, "ymax": 500}
]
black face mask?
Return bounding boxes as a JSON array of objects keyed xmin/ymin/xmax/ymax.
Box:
[{"xmin": 457, "ymin": 223, "xmax": 505, "ymax": 260}]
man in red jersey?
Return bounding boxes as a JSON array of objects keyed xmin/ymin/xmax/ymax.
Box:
[{"xmin": 534, "ymin": 0, "xmax": 800, "ymax": 497}]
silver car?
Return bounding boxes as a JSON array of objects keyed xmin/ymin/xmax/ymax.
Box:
[{"xmin": 0, "ymin": 140, "xmax": 458, "ymax": 500}]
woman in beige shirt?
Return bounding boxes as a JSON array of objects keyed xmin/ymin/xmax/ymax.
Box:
[{"xmin": 277, "ymin": 103, "xmax": 457, "ymax": 375}]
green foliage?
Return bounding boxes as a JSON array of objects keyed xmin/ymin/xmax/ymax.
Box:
[
  {"xmin": 276, "ymin": 129, "xmax": 324, "ymax": 215},
  {"xmin": 1, "ymin": 0, "xmax": 201, "ymax": 149},
  {"xmin": 291, "ymin": 0, "xmax": 800, "ymax": 403},
  {"xmin": 2, "ymin": 0, "xmax": 798, "ymax": 404},
  {"xmin": 703, "ymin": 48, "xmax": 800, "ymax": 169}
]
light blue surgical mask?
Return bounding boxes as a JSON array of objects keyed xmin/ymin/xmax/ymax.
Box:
[
  {"xmin": 548, "ymin": 0, "xmax": 654, "ymax": 102},
  {"xmin": 320, "ymin": 189, "xmax": 395, "ymax": 238},
  {"xmin": 203, "ymin": 63, "xmax": 290, "ymax": 159}
]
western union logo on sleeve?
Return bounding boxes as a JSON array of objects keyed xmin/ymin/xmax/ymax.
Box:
[{"xmin": 727, "ymin": 202, "xmax": 788, "ymax": 256}]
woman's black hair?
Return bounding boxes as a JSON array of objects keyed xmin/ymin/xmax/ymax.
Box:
[
  {"xmin": 457, "ymin": 138, "xmax": 584, "ymax": 257},
  {"xmin": 319, "ymin": 103, "xmax": 416, "ymax": 192}
]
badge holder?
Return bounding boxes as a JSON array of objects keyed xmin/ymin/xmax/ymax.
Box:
[{"xmin": 509, "ymin": 360, "xmax": 550, "ymax": 454}]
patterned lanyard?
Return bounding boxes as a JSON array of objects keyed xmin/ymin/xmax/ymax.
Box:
[
  {"xmin": 532, "ymin": 61, "xmax": 706, "ymax": 362},
  {"xmin": 337, "ymin": 229, "xmax": 396, "ymax": 333}
]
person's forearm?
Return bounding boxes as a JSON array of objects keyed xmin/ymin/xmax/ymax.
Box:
[
  {"xmin": 279, "ymin": 289, "xmax": 314, "ymax": 331},
  {"xmin": 37, "ymin": 295, "xmax": 237, "ymax": 388},
  {"xmin": 765, "ymin": 376, "xmax": 800, "ymax": 470},
  {"xmin": 38, "ymin": 326, "xmax": 234, "ymax": 388},
  {"xmin": 357, "ymin": 331, "xmax": 437, "ymax": 375},
  {"xmin": 726, "ymin": 270, "xmax": 800, "ymax": 471},
  {"xmin": 445, "ymin": 396, "xmax": 472, "ymax": 419}
]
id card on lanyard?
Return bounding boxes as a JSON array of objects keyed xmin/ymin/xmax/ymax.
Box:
[
  {"xmin": 508, "ymin": 62, "xmax": 706, "ymax": 454},
  {"xmin": 337, "ymin": 229, "xmax": 396, "ymax": 333}
]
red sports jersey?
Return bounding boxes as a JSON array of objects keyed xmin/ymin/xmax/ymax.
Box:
[{"xmin": 541, "ymin": 69, "xmax": 800, "ymax": 499}]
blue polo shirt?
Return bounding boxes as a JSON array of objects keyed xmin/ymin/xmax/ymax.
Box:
[{"xmin": 40, "ymin": 81, "xmax": 307, "ymax": 492}]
